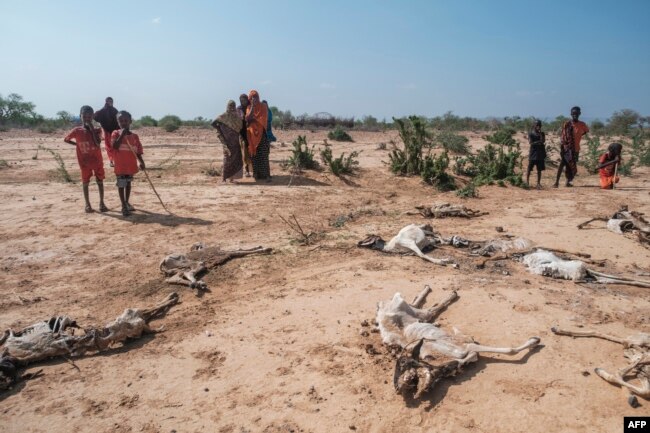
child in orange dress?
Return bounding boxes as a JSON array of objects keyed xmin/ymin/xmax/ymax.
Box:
[
  {"xmin": 111, "ymin": 111, "xmax": 145, "ymax": 216},
  {"xmin": 596, "ymin": 142, "xmax": 622, "ymax": 189},
  {"xmin": 63, "ymin": 105, "xmax": 107, "ymax": 213}
]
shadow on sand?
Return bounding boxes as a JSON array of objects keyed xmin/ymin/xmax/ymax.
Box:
[{"xmin": 101, "ymin": 209, "xmax": 213, "ymax": 227}]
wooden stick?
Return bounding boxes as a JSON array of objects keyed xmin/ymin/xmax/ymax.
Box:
[
  {"xmin": 122, "ymin": 139, "xmax": 172, "ymax": 215},
  {"xmin": 613, "ymin": 161, "xmax": 618, "ymax": 190}
]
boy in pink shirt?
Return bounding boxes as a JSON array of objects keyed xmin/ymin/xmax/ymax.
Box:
[{"xmin": 111, "ymin": 111, "xmax": 145, "ymax": 217}]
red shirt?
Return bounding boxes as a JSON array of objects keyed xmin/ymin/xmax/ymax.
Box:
[
  {"xmin": 111, "ymin": 131, "xmax": 143, "ymax": 176},
  {"xmin": 64, "ymin": 127, "xmax": 103, "ymax": 168},
  {"xmin": 571, "ymin": 121, "xmax": 589, "ymax": 152}
]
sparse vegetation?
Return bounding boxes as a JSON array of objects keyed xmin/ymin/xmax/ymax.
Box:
[
  {"xmin": 203, "ymin": 161, "xmax": 221, "ymax": 177},
  {"xmin": 0, "ymin": 159, "xmax": 9, "ymax": 169},
  {"xmin": 327, "ymin": 125, "xmax": 353, "ymax": 142},
  {"xmin": 159, "ymin": 115, "xmax": 182, "ymax": 132},
  {"xmin": 182, "ymin": 116, "xmax": 211, "ymax": 128},
  {"xmin": 320, "ymin": 146, "xmax": 359, "ymax": 176},
  {"xmin": 455, "ymin": 182, "xmax": 478, "ymax": 198},
  {"xmin": 133, "ymin": 115, "xmax": 158, "ymax": 128},
  {"xmin": 38, "ymin": 145, "xmax": 72, "ymax": 182},
  {"xmin": 435, "ymin": 130, "xmax": 470, "ymax": 154},
  {"xmin": 420, "ymin": 151, "xmax": 456, "ymax": 191},
  {"xmin": 287, "ymin": 135, "xmax": 318, "ymax": 171},
  {"xmin": 581, "ymin": 136, "xmax": 603, "ymax": 173},
  {"xmin": 389, "ymin": 116, "xmax": 432, "ymax": 176},
  {"xmin": 451, "ymin": 127, "xmax": 524, "ymax": 188}
]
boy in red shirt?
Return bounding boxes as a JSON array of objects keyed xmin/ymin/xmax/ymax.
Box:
[
  {"xmin": 111, "ymin": 111, "xmax": 145, "ymax": 217},
  {"xmin": 596, "ymin": 142, "xmax": 622, "ymax": 189},
  {"xmin": 64, "ymin": 105, "xmax": 108, "ymax": 213}
]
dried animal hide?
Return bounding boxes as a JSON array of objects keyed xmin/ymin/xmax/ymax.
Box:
[
  {"xmin": 160, "ymin": 244, "xmax": 272, "ymax": 291},
  {"xmin": 1, "ymin": 293, "xmax": 179, "ymax": 391},
  {"xmin": 578, "ymin": 206, "xmax": 650, "ymax": 247},
  {"xmin": 376, "ymin": 287, "xmax": 540, "ymax": 399},
  {"xmin": 413, "ymin": 203, "xmax": 488, "ymax": 219}
]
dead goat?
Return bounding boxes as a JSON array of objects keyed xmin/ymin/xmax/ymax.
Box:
[
  {"xmin": 377, "ymin": 286, "xmax": 540, "ymax": 399},
  {"xmin": 160, "ymin": 243, "xmax": 272, "ymax": 291},
  {"xmin": 411, "ymin": 202, "xmax": 488, "ymax": 219},
  {"xmin": 1, "ymin": 292, "xmax": 179, "ymax": 391},
  {"xmin": 358, "ymin": 224, "xmax": 454, "ymax": 266},
  {"xmin": 552, "ymin": 327, "xmax": 650, "ymax": 408},
  {"xmin": 578, "ymin": 205, "xmax": 650, "ymax": 247}
]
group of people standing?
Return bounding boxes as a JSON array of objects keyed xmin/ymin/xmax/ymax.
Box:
[
  {"xmin": 211, "ymin": 90, "xmax": 276, "ymax": 184},
  {"xmin": 526, "ymin": 106, "xmax": 622, "ymax": 190}
]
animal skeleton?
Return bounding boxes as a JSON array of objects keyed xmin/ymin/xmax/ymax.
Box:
[
  {"xmin": 358, "ymin": 224, "xmax": 454, "ymax": 266},
  {"xmin": 160, "ymin": 244, "xmax": 272, "ymax": 291},
  {"xmin": 551, "ymin": 327, "xmax": 650, "ymax": 407},
  {"xmin": 1, "ymin": 292, "xmax": 179, "ymax": 391},
  {"xmin": 578, "ymin": 206, "xmax": 650, "ymax": 246},
  {"xmin": 376, "ymin": 286, "xmax": 540, "ymax": 399},
  {"xmin": 412, "ymin": 202, "xmax": 488, "ymax": 219}
]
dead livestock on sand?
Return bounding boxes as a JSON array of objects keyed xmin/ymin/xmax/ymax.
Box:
[
  {"xmin": 160, "ymin": 243, "xmax": 272, "ymax": 292},
  {"xmin": 376, "ymin": 286, "xmax": 540, "ymax": 399},
  {"xmin": 0, "ymin": 293, "xmax": 179, "ymax": 391},
  {"xmin": 578, "ymin": 205, "xmax": 650, "ymax": 247},
  {"xmin": 552, "ymin": 327, "xmax": 650, "ymax": 408},
  {"xmin": 358, "ymin": 224, "xmax": 455, "ymax": 267},
  {"xmin": 410, "ymin": 202, "xmax": 488, "ymax": 219}
]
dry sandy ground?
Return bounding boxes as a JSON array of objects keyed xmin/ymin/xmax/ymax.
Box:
[{"xmin": 1, "ymin": 127, "xmax": 649, "ymax": 433}]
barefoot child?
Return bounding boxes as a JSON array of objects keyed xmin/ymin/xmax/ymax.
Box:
[
  {"xmin": 526, "ymin": 119, "xmax": 546, "ymax": 189},
  {"xmin": 64, "ymin": 105, "xmax": 107, "ymax": 213},
  {"xmin": 596, "ymin": 142, "xmax": 622, "ymax": 189},
  {"xmin": 111, "ymin": 111, "xmax": 145, "ymax": 216}
]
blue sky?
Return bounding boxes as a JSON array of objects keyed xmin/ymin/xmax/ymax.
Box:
[{"xmin": 1, "ymin": 0, "xmax": 648, "ymax": 120}]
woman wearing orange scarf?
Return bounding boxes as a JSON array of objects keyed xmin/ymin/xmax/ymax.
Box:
[{"xmin": 246, "ymin": 90, "xmax": 271, "ymax": 181}]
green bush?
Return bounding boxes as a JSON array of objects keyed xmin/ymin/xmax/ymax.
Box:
[
  {"xmin": 182, "ymin": 116, "xmax": 211, "ymax": 128},
  {"xmin": 320, "ymin": 146, "xmax": 359, "ymax": 176},
  {"xmin": 456, "ymin": 182, "xmax": 478, "ymax": 198},
  {"xmin": 287, "ymin": 135, "xmax": 318, "ymax": 170},
  {"xmin": 327, "ymin": 125, "xmax": 353, "ymax": 142},
  {"xmin": 629, "ymin": 132, "xmax": 650, "ymax": 166},
  {"xmin": 435, "ymin": 130, "xmax": 470, "ymax": 154},
  {"xmin": 581, "ymin": 136, "xmax": 603, "ymax": 173},
  {"xmin": 38, "ymin": 145, "xmax": 72, "ymax": 182},
  {"xmin": 139, "ymin": 115, "xmax": 158, "ymax": 127},
  {"xmin": 420, "ymin": 151, "xmax": 456, "ymax": 191},
  {"xmin": 159, "ymin": 115, "xmax": 182, "ymax": 132},
  {"xmin": 389, "ymin": 116, "xmax": 432, "ymax": 175}
]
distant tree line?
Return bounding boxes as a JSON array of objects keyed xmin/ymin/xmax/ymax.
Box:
[{"xmin": 1, "ymin": 93, "xmax": 648, "ymax": 137}]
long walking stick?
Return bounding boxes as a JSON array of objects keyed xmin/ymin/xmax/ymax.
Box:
[
  {"xmin": 122, "ymin": 140, "xmax": 173, "ymax": 214},
  {"xmin": 612, "ymin": 161, "xmax": 618, "ymax": 190}
]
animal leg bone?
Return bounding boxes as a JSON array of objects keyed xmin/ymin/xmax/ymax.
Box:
[
  {"xmin": 401, "ymin": 239, "xmax": 453, "ymax": 266},
  {"xmin": 594, "ymin": 368, "xmax": 650, "ymax": 398},
  {"xmin": 551, "ymin": 327, "xmax": 628, "ymax": 345},
  {"xmin": 420, "ymin": 290, "xmax": 459, "ymax": 323},
  {"xmin": 464, "ymin": 337, "xmax": 541, "ymax": 355}
]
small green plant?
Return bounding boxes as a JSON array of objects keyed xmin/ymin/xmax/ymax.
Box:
[
  {"xmin": 287, "ymin": 135, "xmax": 318, "ymax": 170},
  {"xmin": 203, "ymin": 161, "xmax": 221, "ymax": 177},
  {"xmin": 159, "ymin": 115, "xmax": 182, "ymax": 132},
  {"xmin": 376, "ymin": 142, "xmax": 387, "ymax": 150},
  {"xmin": 0, "ymin": 159, "xmax": 9, "ymax": 169},
  {"xmin": 456, "ymin": 182, "xmax": 478, "ymax": 198},
  {"xmin": 453, "ymin": 156, "xmax": 478, "ymax": 177},
  {"xmin": 618, "ymin": 157, "xmax": 634, "ymax": 176},
  {"xmin": 38, "ymin": 145, "xmax": 72, "ymax": 182},
  {"xmin": 581, "ymin": 136, "xmax": 603, "ymax": 173},
  {"xmin": 420, "ymin": 151, "xmax": 456, "ymax": 191},
  {"xmin": 435, "ymin": 130, "xmax": 470, "ymax": 154},
  {"xmin": 629, "ymin": 132, "xmax": 650, "ymax": 166},
  {"xmin": 36, "ymin": 122, "xmax": 57, "ymax": 134},
  {"xmin": 484, "ymin": 127, "xmax": 518, "ymax": 147},
  {"xmin": 327, "ymin": 125, "xmax": 353, "ymax": 142},
  {"xmin": 320, "ymin": 146, "xmax": 359, "ymax": 176}
]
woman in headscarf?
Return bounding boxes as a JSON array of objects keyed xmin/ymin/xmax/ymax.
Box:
[
  {"xmin": 246, "ymin": 90, "xmax": 271, "ymax": 182},
  {"xmin": 211, "ymin": 100, "xmax": 244, "ymax": 183}
]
